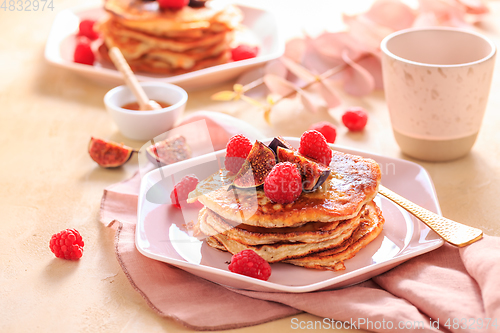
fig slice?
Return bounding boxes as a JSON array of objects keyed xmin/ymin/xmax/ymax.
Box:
[
  {"xmin": 146, "ymin": 135, "xmax": 192, "ymax": 166},
  {"xmin": 268, "ymin": 136, "xmax": 295, "ymax": 154},
  {"xmin": 232, "ymin": 141, "xmax": 276, "ymax": 189},
  {"xmin": 88, "ymin": 137, "xmax": 136, "ymax": 168},
  {"xmin": 276, "ymin": 146, "xmax": 331, "ymax": 192}
]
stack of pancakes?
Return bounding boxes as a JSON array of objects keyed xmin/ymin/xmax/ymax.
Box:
[
  {"xmin": 97, "ymin": 0, "xmax": 244, "ymax": 74},
  {"xmin": 190, "ymin": 150, "xmax": 385, "ymax": 271}
]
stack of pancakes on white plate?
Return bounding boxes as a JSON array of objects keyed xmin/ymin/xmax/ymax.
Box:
[
  {"xmin": 97, "ymin": 0, "xmax": 247, "ymax": 74},
  {"xmin": 189, "ymin": 148, "xmax": 385, "ymax": 271}
]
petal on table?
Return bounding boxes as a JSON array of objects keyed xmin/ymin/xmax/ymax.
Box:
[
  {"xmin": 356, "ymin": 54, "xmax": 384, "ymax": 90},
  {"xmin": 417, "ymin": 0, "xmax": 466, "ymax": 24},
  {"xmin": 364, "ymin": 0, "xmax": 416, "ymax": 31},
  {"xmin": 280, "ymin": 56, "xmax": 316, "ymax": 83},
  {"xmin": 284, "ymin": 37, "xmax": 306, "ymax": 63},
  {"xmin": 342, "ymin": 13, "xmax": 393, "ymax": 51},
  {"xmin": 341, "ymin": 50, "xmax": 375, "ymax": 96},
  {"xmin": 455, "ymin": 0, "xmax": 489, "ymax": 15},
  {"xmin": 303, "ymin": 35, "xmax": 346, "ymax": 76},
  {"xmin": 263, "ymin": 74, "xmax": 298, "ymax": 97},
  {"xmin": 311, "ymin": 31, "xmax": 365, "ymax": 62},
  {"xmin": 318, "ymin": 79, "xmax": 342, "ymax": 108},
  {"xmin": 265, "ymin": 59, "xmax": 288, "ymax": 78},
  {"xmin": 299, "ymin": 89, "xmax": 320, "ymax": 114}
]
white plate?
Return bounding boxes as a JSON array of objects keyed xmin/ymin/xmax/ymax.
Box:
[
  {"xmin": 44, "ymin": 4, "xmax": 284, "ymax": 90},
  {"xmin": 136, "ymin": 138, "xmax": 444, "ymax": 293}
]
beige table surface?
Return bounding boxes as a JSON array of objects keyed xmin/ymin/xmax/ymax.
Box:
[{"xmin": 1, "ymin": 0, "xmax": 500, "ymax": 332}]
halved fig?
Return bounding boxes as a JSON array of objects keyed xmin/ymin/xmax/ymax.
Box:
[
  {"xmin": 232, "ymin": 141, "xmax": 276, "ymax": 189},
  {"xmin": 146, "ymin": 135, "xmax": 192, "ymax": 166},
  {"xmin": 88, "ymin": 137, "xmax": 136, "ymax": 168},
  {"xmin": 268, "ymin": 136, "xmax": 295, "ymax": 154},
  {"xmin": 276, "ymin": 146, "xmax": 330, "ymax": 192}
]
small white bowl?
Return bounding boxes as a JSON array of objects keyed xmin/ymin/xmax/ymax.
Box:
[{"xmin": 104, "ymin": 82, "xmax": 188, "ymax": 141}]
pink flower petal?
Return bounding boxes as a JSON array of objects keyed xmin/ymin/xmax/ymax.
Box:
[
  {"xmin": 284, "ymin": 38, "xmax": 306, "ymax": 63},
  {"xmin": 365, "ymin": 0, "xmax": 416, "ymax": 31},
  {"xmin": 265, "ymin": 59, "xmax": 288, "ymax": 78},
  {"xmin": 299, "ymin": 89, "xmax": 319, "ymax": 114},
  {"xmin": 236, "ymin": 66, "xmax": 264, "ymax": 86},
  {"xmin": 356, "ymin": 54, "xmax": 384, "ymax": 90},
  {"xmin": 418, "ymin": 0, "xmax": 466, "ymax": 24},
  {"xmin": 263, "ymin": 74, "xmax": 298, "ymax": 97},
  {"xmin": 311, "ymin": 31, "xmax": 365, "ymax": 61},
  {"xmin": 456, "ymin": 0, "xmax": 489, "ymax": 15},
  {"xmin": 302, "ymin": 35, "xmax": 345, "ymax": 76},
  {"xmin": 280, "ymin": 57, "xmax": 315, "ymax": 83},
  {"xmin": 341, "ymin": 50, "xmax": 375, "ymax": 96},
  {"xmin": 342, "ymin": 13, "xmax": 393, "ymax": 51},
  {"xmin": 318, "ymin": 79, "xmax": 342, "ymax": 108},
  {"xmin": 412, "ymin": 12, "xmax": 440, "ymax": 27}
]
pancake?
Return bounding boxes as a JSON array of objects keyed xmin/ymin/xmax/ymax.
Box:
[
  {"xmin": 98, "ymin": 19, "xmax": 231, "ymax": 58},
  {"xmin": 189, "ymin": 150, "xmax": 381, "ymax": 228},
  {"xmin": 204, "ymin": 206, "xmax": 340, "ymax": 245},
  {"xmin": 103, "ymin": 0, "xmax": 242, "ymax": 38},
  {"xmin": 200, "ymin": 208, "xmax": 362, "ymax": 263},
  {"xmin": 202, "ymin": 202, "xmax": 377, "ymax": 245},
  {"xmin": 285, "ymin": 202, "xmax": 385, "ymax": 270},
  {"xmin": 98, "ymin": 44, "xmax": 231, "ymax": 75},
  {"xmin": 97, "ymin": 0, "xmax": 245, "ymax": 74}
]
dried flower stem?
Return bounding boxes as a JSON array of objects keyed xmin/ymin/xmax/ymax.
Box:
[
  {"xmin": 232, "ymin": 53, "xmax": 371, "ymax": 110},
  {"xmin": 272, "ymin": 53, "xmax": 371, "ymax": 104}
]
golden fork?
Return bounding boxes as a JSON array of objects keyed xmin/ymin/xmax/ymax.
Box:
[{"xmin": 378, "ymin": 185, "xmax": 483, "ymax": 247}]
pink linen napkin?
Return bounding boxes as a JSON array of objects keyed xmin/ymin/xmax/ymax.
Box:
[{"xmin": 100, "ymin": 112, "xmax": 500, "ymax": 332}]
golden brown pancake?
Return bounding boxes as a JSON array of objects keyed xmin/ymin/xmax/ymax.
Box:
[
  {"xmin": 189, "ymin": 151, "xmax": 381, "ymax": 228},
  {"xmin": 103, "ymin": 0, "xmax": 242, "ymax": 37},
  {"xmin": 285, "ymin": 202, "xmax": 385, "ymax": 270},
  {"xmin": 98, "ymin": 19, "xmax": 231, "ymax": 58},
  {"xmin": 199, "ymin": 208, "xmax": 362, "ymax": 263},
  {"xmin": 96, "ymin": 0, "xmax": 244, "ymax": 74},
  {"xmin": 98, "ymin": 44, "xmax": 230, "ymax": 75}
]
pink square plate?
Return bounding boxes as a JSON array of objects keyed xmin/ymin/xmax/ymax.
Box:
[{"xmin": 136, "ymin": 138, "xmax": 444, "ymax": 293}]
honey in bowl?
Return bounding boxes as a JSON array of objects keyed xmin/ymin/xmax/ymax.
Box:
[{"xmin": 121, "ymin": 101, "xmax": 172, "ymax": 111}]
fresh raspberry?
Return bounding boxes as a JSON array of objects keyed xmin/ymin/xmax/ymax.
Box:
[
  {"xmin": 74, "ymin": 38, "xmax": 95, "ymax": 65},
  {"xmin": 49, "ymin": 229, "xmax": 84, "ymax": 260},
  {"xmin": 342, "ymin": 107, "xmax": 368, "ymax": 131},
  {"xmin": 264, "ymin": 162, "xmax": 302, "ymax": 204},
  {"xmin": 158, "ymin": 0, "xmax": 189, "ymax": 10},
  {"xmin": 170, "ymin": 174, "xmax": 202, "ymax": 209},
  {"xmin": 298, "ymin": 130, "xmax": 332, "ymax": 166},
  {"xmin": 224, "ymin": 134, "xmax": 253, "ymax": 174},
  {"xmin": 228, "ymin": 249, "xmax": 271, "ymax": 281},
  {"xmin": 77, "ymin": 19, "xmax": 99, "ymax": 41},
  {"xmin": 309, "ymin": 121, "xmax": 337, "ymax": 144},
  {"xmin": 231, "ymin": 45, "xmax": 259, "ymax": 62}
]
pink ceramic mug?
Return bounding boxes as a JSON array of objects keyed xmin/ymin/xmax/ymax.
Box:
[{"xmin": 381, "ymin": 27, "xmax": 496, "ymax": 161}]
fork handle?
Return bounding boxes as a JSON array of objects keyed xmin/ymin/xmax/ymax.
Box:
[{"xmin": 378, "ymin": 185, "xmax": 483, "ymax": 247}]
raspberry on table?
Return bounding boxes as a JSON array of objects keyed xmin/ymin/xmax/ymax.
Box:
[
  {"xmin": 77, "ymin": 19, "xmax": 99, "ymax": 41},
  {"xmin": 342, "ymin": 107, "xmax": 368, "ymax": 131},
  {"xmin": 224, "ymin": 134, "xmax": 253, "ymax": 174},
  {"xmin": 231, "ymin": 45, "xmax": 259, "ymax": 62},
  {"xmin": 74, "ymin": 38, "xmax": 95, "ymax": 65},
  {"xmin": 170, "ymin": 174, "xmax": 202, "ymax": 209},
  {"xmin": 309, "ymin": 121, "xmax": 337, "ymax": 144},
  {"xmin": 158, "ymin": 0, "xmax": 189, "ymax": 10},
  {"xmin": 228, "ymin": 249, "xmax": 271, "ymax": 281},
  {"xmin": 264, "ymin": 162, "xmax": 302, "ymax": 204},
  {"xmin": 49, "ymin": 229, "xmax": 84, "ymax": 260},
  {"xmin": 298, "ymin": 130, "xmax": 333, "ymax": 166}
]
